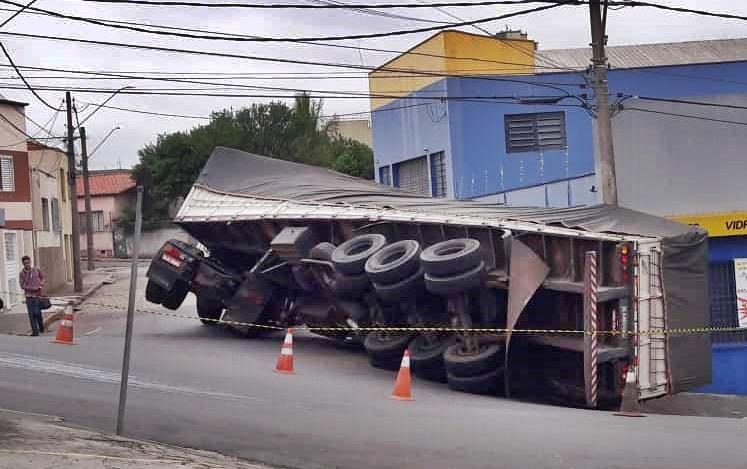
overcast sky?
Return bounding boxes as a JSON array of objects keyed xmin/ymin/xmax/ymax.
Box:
[{"xmin": 1, "ymin": 0, "xmax": 745, "ymax": 170}]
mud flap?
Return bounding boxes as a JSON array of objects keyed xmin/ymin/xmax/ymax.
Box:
[{"xmin": 505, "ymin": 238, "xmax": 550, "ymax": 397}]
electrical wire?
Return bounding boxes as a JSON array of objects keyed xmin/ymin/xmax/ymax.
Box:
[
  {"xmin": 0, "ymin": 31, "xmax": 587, "ymax": 99},
  {"xmin": 0, "ymin": 0, "xmax": 571, "ymax": 43},
  {"xmin": 620, "ymin": 105, "xmax": 747, "ymax": 126},
  {"xmin": 0, "ymin": 0, "xmax": 35, "ymax": 28},
  {"xmin": 0, "ymin": 5, "xmax": 575, "ymax": 72},
  {"xmin": 0, "ymin": 41, "xmax": 60, "ymax": 110},
  {"xmin": 74, "ymin": 0, "xmax": 747, "ymax": 21},
  {"xmin": 305, "ymin": 0, "xmax": 453, "ymax": 24},
  {"xmin": 636, "ymin": 96, "xmax": 747, "ymax": 111}
]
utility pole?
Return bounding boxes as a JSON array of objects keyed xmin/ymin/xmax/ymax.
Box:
[
  {"xmin": 80, "ymin": 126, "xmax": 95, "ymax": 271},
  {"xmin": 66, "ymin": 92, "xmax": 83, "ymax": 292},
  {"xmin": 588, "ymin": 0, "xmax": 618, "ymax": 206}
]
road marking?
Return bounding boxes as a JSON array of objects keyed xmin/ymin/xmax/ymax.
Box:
[
  {"xmin": 0, "ymin": 352, "xmax": 263, "ymax": 404},
  {"xmin": 84, "ymin": 327, "xmax": 102, "ymax": 336}
]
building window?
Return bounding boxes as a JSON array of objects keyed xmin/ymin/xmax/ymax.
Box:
[
  {"xmin": 0, "ymin": 156, "xmax": 14, "ymax": 191},
  {"xmin": 379, "ymin": 166, "xmax": 391, "ymax": 186},
  {"xmin": 430, "ymin": 151, "xmax": 447, "ymax": 198},
  {"xmin": 41, "ymin": 198, "xmax": 50, "ymax": 231},
  {"xmin": 80, "ymin": 211, "xmax": 106, "ymax": 232},
  {"xmin": 4, "ymin": 232, "xmax": 16, "ymax": 262},
  {"xmin": 59, "ymin": 168, "xmax": 66, "ymax": 201},
  {"xmin": 51, "ymin": 198, "xmax": 61, "ymax": 232},
  {"xmin": 394, "ymin": 156, "xmax": 429, "ymax": 195},
  {"xmin": 505, "ymin": 112, "xmax": 566, "ymax": 153}
]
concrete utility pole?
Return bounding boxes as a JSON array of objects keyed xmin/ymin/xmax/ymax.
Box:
[
  {"xmin": 80, "ymin": 126, "xmax": 95, "ymax": 271},
  {"xmin": 66, "ymin": 92, "xmax": 83, "ymax": 292},
  {"xmin": 588, "ymin": 0, "xmax": 618, "ymax": 206}
]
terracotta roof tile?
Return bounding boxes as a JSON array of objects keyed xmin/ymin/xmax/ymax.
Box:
[{"xmin": 76, "ymin": 170, "xmax": 135, "ymax": 196}]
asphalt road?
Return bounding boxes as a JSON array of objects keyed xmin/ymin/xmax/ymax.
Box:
[{"xmin": 0, "ymin": 269, "xmax": 745, "ymax": 469}]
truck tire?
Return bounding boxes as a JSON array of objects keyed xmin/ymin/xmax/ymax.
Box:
[
  {"xmin": 424, "ymin": 261, "xmax": 486, "ymax": 296},
  {"xmin": 310, "ymin": 242, "xmax": 336, "ymax": 261},
  {"xmin": 145, "ymin": 280, "xmax": 167, "ymax": 304},
  {"xmin": 420, "ymin": 238, "xmax": 482, "ymax": 276},
  {"xmin": 365, "ymin": 240, "xmax": 421, "ymax": 285},
  {"xmin": 331, "ymin": 234, "xmax": 387, "ymax": 275},
  {"xmin": 447, "ymin": 368, "xmax": 503, "ymax": 395},
  {"xmin": 409, "ymin": 334, "xmax": 456, "ymax": 382},
  {"xmin": 364, "ymin": 331, "xmax": 413, "ymax": 370},
  {"xmin": 161, "ymin": 282, "xmax": 189, "ymax": 310},
  {"xmin": 196, "ymin": 294, "xmax": 223, "ymax": 325},
  {"xmin": 372, "ymin": 266, "xmax": 424, "ymax": 303},
  {"xmin": 333, "ymin": 272, "xmax": 370, "ymax": 299},
  {"xmin": 443, "ymin": 342, "xmax": 504, "ymax": 378}
]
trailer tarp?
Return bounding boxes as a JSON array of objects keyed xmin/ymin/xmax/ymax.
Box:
[{"xmin": 190, "ymin": 147, "xmax": 711, "ymax": 391}]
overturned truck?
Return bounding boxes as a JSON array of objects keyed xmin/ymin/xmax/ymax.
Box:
[{"xmin": 146, "ymin": 147, "xmax": 711, "ymax": 407}]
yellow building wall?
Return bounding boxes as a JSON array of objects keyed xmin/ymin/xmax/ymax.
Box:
[{"xmin": 368, "ymin": 31, "xmax": 536, "ymax": 110}]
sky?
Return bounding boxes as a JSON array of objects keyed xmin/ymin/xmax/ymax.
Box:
[{"xmin": 1, "ymin": 0, "xmax": 745, "ymax": 170}]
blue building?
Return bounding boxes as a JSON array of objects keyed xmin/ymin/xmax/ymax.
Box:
[{"xmin": 370, "ymin": 32, "xmax": 747, "ymax": 394}]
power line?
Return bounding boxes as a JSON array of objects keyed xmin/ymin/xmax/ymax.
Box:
[
  {"xmin": 74, "ymin": 0, "xmax": 747, "ymax": 21},
  {"xmin": 0, "ymin": 31, "xmax": 585, "ymax": 97},
  {"xmin": 635, "ymin": 96, "xmax": 747, "ymax": 111},
  {"xmin": 305, "ymin": 0, "xmax": 452, "ymax": 24},
  {"xmin": 2, "ymin": 0, "xmax": 570, "ymax": 43},
  {"xmin": 0, "ymin": 3, "xmax": 580, "ymax": 73},
  {"xmin": 621, "ymin": 105, "xmax": 747, "ymax": 126},
  {"xmin": 0, "ymin": 0, "xmax": 35, "ymax": 28},
  {"xmin": 0, "ymin": 41, "xmax": 60, "ymax": 110}
]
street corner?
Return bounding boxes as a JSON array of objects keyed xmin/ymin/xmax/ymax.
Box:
[{"xmin": 0, "ymin": 409, "xmax": 272, "ymax": 469}]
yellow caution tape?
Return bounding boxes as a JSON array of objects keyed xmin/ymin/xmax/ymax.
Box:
[{"xmin": 85, "ymin": 301, "xmax": 747, "ymax": 337}]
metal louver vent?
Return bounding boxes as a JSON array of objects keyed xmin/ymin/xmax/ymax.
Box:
[{"xmin": 505, "ymin": 112, "xmax": 567, "ymax": 153}]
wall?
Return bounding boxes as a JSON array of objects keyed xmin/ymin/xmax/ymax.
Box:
[
  {"xmin": 78, "ymin": 195, "xmax": 116, "ymax": 256},
  {"xmin": 332, "ymin": 119, "xmax": 372, "ymax": 147},
  {"xmin": 369, "ymin": 31, "xmax": 535, "ymax": 110},
  {"xmin": 125, "ymin": 226, "xmax": 193, "ymax": 258},
  {"xmin": 613, "ymin": 94, "xmax": 747, "ymax": 217},
  {"xmin": 372, "ymin": 80, "xmax": 455, "ymax": 197},
  {"xmin": 37, "ymin": 246, "xmax": 66, "ymax": 291},
  {"xmin": 0, "ymin": 102, "xmax": 27, "ymax": 152}
]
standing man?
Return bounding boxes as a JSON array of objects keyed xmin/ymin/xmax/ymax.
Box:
[{"xmin": 19, "ymin": 255, "xmax": 45, "ymax": 336}]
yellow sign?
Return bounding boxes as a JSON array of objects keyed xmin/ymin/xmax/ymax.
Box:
[{"xmin": 672, "ymin": 211, "xmax": 747, "ymax": 237}]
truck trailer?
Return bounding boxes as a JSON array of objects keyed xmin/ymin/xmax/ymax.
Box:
[{"xmin": 145, "ymin": 147, "xmax": 710, "ymax": 407}]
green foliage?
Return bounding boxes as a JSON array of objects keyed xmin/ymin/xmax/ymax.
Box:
[
  {"xmin": 332, "ymin": 138, "xmax": 374, "ymax": 180},
  {"xmin": 125, "ymin": 94, "xmax": 373, "ymax": 228}
]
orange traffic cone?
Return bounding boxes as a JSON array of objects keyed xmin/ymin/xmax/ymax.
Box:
[
  {"xmin": 274, "ymin": 328, "xmax": 295, "ymax": 374},
  {"xmin": 614, "ymin": 364, "xmax": 645, "ymax": 417},
  {"xmin": 53, "ymin": 305, "xmax": 75, "ymax": 345},
  {"xmin": 390, "ymin": 349, "xmax": 413, "ymax": 401}
]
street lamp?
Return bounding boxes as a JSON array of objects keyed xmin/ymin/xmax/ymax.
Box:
[
  {"xmin": 89, "ymin": 125, "xmax": 122, "ymax": 159},
  {"xmin": 79, "ymin": 86, "xmax": 134, "ymax": 126}
]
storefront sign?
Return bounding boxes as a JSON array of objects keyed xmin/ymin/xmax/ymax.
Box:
[
  {"xmin": 672, "ymin": 211, "xmax": 747, "ymax": 237},
  {"xmin": 735, "ymin": 258, "xmax": 747, "ymax": 329}
]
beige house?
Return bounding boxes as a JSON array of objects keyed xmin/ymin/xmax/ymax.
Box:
[
  {"xmin": 330, "ymin": 119, "xmax": 372, "ymax": 147},
  {"xmin": 0, "ymin": 95, "xmax": 35, "ymax": 308},
  {"xmin": 28, "ymin": 141, "xmax": 73, "ymax": 291}
]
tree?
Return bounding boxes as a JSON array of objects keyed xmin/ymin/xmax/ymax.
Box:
[
  {"xmin": 126, "ymin": 94, "xmax": 375, "ymax": 229},
  {"xmin": 332, "ymin": 138, "xmax": 374, "ymax": 180}
]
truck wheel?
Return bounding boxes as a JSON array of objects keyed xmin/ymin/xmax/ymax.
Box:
[
  {"xmin": 409, "ymin": 334, "xmax": 456, "ymax": 382},
  {"xmin": 145, "ymin": 280, "xmax": 167, "ymax": 304},
  {"xmin": 365, "ymin": 240, "xmax": 421, "ymax": 284},
  {"xmin": 372, "ymin": 266, "xmax": 424, "ymax": 303},
  {"xmin": 161, "ymin": 282, "xmax": 189, "ymax": 310},
  {"xmin": 333, "ymin": 272, "xmax": 370, "ymax": 299},
  {"xmin": 443, "ymin": 342, "xmax": 504, "ymax": 378},
  {"xmin": 420, "ymin": 238, "xmax": 482, "ymax": 276},
  {"xmin": 364, "ymin": 331, "xmax": 413, "ymax": 370},
  {"xmin": 310, "ymin": 242, "xmax": 336, "ymax": 261},
  {"xmin": 447, "ymin": 368, "xmax": 503, "ymax": 395},
  {"xmin": 196, "ymin": 294, "xmax": 223, "ymax": 325},
  {"xmin": 424, "ymin": 261, "xmax": 486, "ymax": 296},
  {"xmin": 331, "ymin": 234, "xmax": 387, "ymax": 275}
]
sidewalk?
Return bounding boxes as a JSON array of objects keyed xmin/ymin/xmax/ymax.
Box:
[
  {"xmin": 0, "ymin": 409, "xmax": 269, "ymax": 468},
  {"xmin": 0, "ymin": 269, "xmax": 112, "ymax": 336}
]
